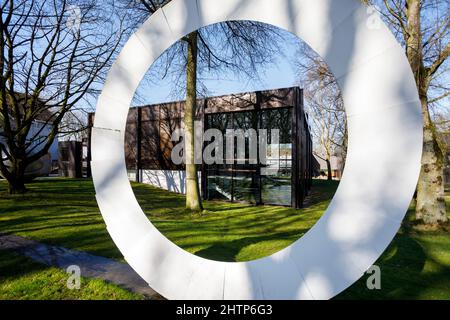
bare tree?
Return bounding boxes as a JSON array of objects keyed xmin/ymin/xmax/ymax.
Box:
[
  {"xmin": 122, "ymin": 0, "xmax": 286, "ymax": 212},
  {"xmin": 0, "ymin": 0, "xmax": 127, "ymax": 194},
  {"xmin": 295, "ymin": 43, "xmax": 347, "ymax": 181},
  {"xmin": 365, "ymin": 0, "xmax": 449, "ymax": 225},
  {"xmin": 297, "ymin": 1, "xmax": 448, "ymax": 225}
]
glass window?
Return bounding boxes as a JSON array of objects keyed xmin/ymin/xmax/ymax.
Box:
[
  {"xmin": 260, "ymin": 108, "xmax": 292, "ymax": 206},
  {"xmin": 205, "ymin": 107, "xmax": 293, "ymax": 206}
]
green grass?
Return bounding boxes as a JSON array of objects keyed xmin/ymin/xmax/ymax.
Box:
[
  {"xmin": 138, "ymin": 179, "xmax": 337, "ymax": 261},
  {"xmin": 0, "ymin": 179, "xmax": 122, "ymax": 259},
  {"xmin": 338, "ymin": 231, "xmax": 450, "ymax": 299},
  {"xmin": 0, "ymin": 249, "xmax": 144, "ymax": 300},
  {"xmin": 0, "ymin": 178, "xmax": 337, "ymax": 262},
  {"xmin": 339, "ymin": 194, "xmax": 450, "ymax": 300},
  {"xmin": 0, "ymin": 178, "xmax": 449, "ymax": 300}
]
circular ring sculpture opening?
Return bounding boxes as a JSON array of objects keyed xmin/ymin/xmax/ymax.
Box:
[{"xmin": 91, "ymin": 0, "xmax": 423, "ymax": 300}]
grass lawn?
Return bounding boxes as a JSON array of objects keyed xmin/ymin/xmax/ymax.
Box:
[
  {"xmin": 0, "ymin": 249, "xmax": 143, "ymax": 300},
  {"xmin": 0, "ymin": 177, "xmax": 449, "ymax": 299},
  {"xmin": 0, "ymin": 178, "xmax": 337, "ymax": 262}
]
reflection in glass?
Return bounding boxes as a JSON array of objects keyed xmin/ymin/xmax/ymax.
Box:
[{"xmin": 205, "ymin": 108, "xmax": 293, "ymax": 206}]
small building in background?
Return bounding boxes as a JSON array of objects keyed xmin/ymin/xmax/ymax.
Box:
[
  {"xmin": 313, "ymin": 154, "xmax": 345, "ymax": 180},
  {"xmin": 58, "ymin": 141, "xmax": 83, "ymax": 178},
  {"xmin": 88, "ymin": 87, "xmax": 314, "ymax": 208},
  {"xmin": 0, "ymin": 100, "xmax": 58, "ymax": 179}
]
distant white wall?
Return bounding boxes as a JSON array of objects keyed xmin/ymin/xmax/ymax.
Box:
[
  {"xmin": 1, "ymin": 121, "xmax": 58, "ymax": 161},
  {"xmin": 130, "ymin": 170, "xmax": 201, "ymax": 195},
  {"xmin": 29, "ymin": 121, "xmax": 58, "ymax": 161},
  {"xmin": 0, "ymin": 121, "xmax": 57, "ymax": 178}
]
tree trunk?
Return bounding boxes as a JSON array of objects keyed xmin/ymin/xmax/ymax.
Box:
[
  {"xmin": 184, "ymin": 31, "xmax": 203, "ymax": 212},
  {"xmin": 416, "ymin": 96, "xmax": 447, "ymax": 225},
  {"xmin": 8, "ymin": 178, "xmax": 27, "ymax": 194},
  {"xmin": 7, "ymin": 159, "xmax": 27, "ymax": 194},
  {"xmin": 326, "ymin": 158, "xmax": 332, "ymax": 181},
  {"xmin": 405, "ymin": 0, "xmax": 447, "ymax": 225}
]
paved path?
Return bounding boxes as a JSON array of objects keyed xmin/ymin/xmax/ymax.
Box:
[{"xmin": 0, "ymin": 233, "xmax": 163, "ymax": 300}]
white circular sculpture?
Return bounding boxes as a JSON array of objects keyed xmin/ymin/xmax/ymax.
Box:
[{"xmin": 92, "ymin": 0, "xmax": 422, "ymax": 299}]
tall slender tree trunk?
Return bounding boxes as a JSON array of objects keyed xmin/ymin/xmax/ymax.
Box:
[
  {"xmin": 184, "ymin": 31, "xmax": 203, "ymax": 212},
  {"xmin": 406, "ymin": 0, "xmax": 447, "ymax": 225},
  {"xmin": 326, "ymin": 158, "xmax": 332, "ymax": 181}
]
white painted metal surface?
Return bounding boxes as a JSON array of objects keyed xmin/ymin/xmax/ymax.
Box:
[{"xmin": 92, "ymin": 0, "xmax": 422, "ymax": 300}]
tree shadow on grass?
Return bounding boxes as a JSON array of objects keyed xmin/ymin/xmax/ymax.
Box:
[
  {"xmin": 0, "ymin": 249, "xmax": 48, "ymax": 281},
  {"xmin": 337, "ymin": 233, "xmax": 450, "ymax": 300},
  {"xmin": 193, "ymin": 228, "xmax": 310, "ymax": 262},
  {"xmin": 0, "ymin": 178, "xmax": 338, "ymax": 270}
]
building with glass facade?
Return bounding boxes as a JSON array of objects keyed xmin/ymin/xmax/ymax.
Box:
[{"xmin": 88, "ymin": 87, "xmax": 313, "ymax": 208}]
